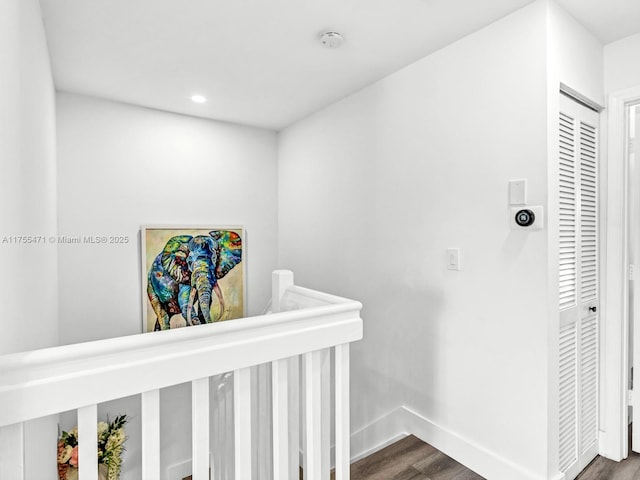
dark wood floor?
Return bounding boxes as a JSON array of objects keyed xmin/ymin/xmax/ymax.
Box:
[
  {"xmin": 335, "ymin": 435, "xmax": 483, "ymax": 480},
  {"xmin": 335, "ymin": 434, "xmax": 640, "ymax": 480},
  {"xmin": 575, "ymin": 427, "xmax": 640, "ymax": 480},
  {"xmin": 575, "ymin": 453, "xmax": 640, "ymax": 480}
]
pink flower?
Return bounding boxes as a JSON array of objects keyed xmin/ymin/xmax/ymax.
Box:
[{"xmin": 69, "ymin": 446, "xmax": 79, "ymax": 467}]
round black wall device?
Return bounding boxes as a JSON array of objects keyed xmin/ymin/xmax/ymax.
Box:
[{"xmin": 515, "ymin": 209, "xmax": 535, "ymax": 227}]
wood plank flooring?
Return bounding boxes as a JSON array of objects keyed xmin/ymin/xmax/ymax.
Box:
[
  {"xmin": 328, "ymin": 435, "xmax": 484, "ymax": 480},
  {"xmin": 575, "ymin": 453, "xmax": 640, "ymax": 480},
  {"xmin": 576, "ymin": 427, "xmax": 640, "ymax": 480},
  {"xmin": 329, "ymin": 433, "xmax": 640, "ymax": 480}
]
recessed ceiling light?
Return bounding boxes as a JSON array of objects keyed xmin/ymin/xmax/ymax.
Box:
[{"xmin": 191, "ymin": 95, "xmax": 207, "ymax": 103}]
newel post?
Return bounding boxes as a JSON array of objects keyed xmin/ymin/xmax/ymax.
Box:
[
  {"xmin": 272, "ymin": 270, "xmax": 294, "ymax": 314},
  {"xmin": 271, "ymin": 270, "xmax": 298, "ymax": 480}
]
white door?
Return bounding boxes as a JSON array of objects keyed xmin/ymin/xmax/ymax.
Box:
[
  {"xmin": 558, "ymin": 93, "xmax": 600, "ymax": 480},
  {"xmin": 629, "ymin": 103, "xmax": 640, "ymax": 452}
]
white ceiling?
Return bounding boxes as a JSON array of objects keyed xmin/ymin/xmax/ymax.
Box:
[
  {"xmin": 39, "ymin": 0, "xmax": 640, "ymax": 131},
  {"xmin": 555, "ymin": 0, "xmax": 640, "ymax": 44}
]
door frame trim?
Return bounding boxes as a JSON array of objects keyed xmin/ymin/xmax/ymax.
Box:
[
  {"xmin": 561, "ymin": 82, "xmax": 604, "ymax": 113},
  {"xmin": 602, "ymin": 85, "xmax": 640, "ymax": 460}
]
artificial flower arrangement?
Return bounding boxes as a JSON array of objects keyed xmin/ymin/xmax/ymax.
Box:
[{"xmin": 57, "ymin": 414, "xmax": 128, "ymax": 480}]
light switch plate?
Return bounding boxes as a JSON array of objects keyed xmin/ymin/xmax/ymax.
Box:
[
  {"xmin": 509, "ymin": 179, "xmax": 527, "ymax": 205},
  {"xmin": 447, "ymin": 248, "xmax": 461, "ymax": 271}
]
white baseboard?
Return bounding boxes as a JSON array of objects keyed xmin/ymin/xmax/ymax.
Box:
[
  {"xmin": 166, "ymin": 459, "xmax": 192, "ymax": 480},
  {"xmin": 349, "ymin": 407, "xmax": 410, "ymax": 463},
  {"xmin": 168, "ymin": 405, "xmax": 565, "ymax": 480},
  {"xmin": 349, "ymin": 405, "xmax": 563, "ymax": 480}
]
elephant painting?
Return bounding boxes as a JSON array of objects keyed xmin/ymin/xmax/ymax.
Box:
[{"xmin": 144, "ymin": 228, "xmax": 243, "ymax": 331}]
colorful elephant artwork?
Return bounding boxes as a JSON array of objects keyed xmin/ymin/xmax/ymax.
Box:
[{"xmin": 142, "ymin": 227, "xmax": 244, "ymax": 332}]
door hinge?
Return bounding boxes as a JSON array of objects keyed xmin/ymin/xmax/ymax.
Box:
[
  {"xmin": 629, "ymin": 389, "xmax": 634, "ymax": 405},
  {"xmin": 630, "ymin": 264, "xmax": 636, "ymax": 281}
]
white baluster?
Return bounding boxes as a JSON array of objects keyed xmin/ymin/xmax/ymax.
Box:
[
  {"xmin": 335, "ymin": 344, "xmax": 350, "ymax": 480},
  {"xmin": 234, "ymin": 368, "xmax": 252, "ymax": 479},
  {"xmin": 78, "ymin": 404, "xmax": 98, "ymax": 480},
  {"xmin": 258, "ymin": 363, "xmax": 272, "ymax": 479},
  {"xmin": 0, "ymin": 423, "xmax": 24, "ymax": 479},
  {"xmin": 288, "ymin": 356, "xmax": 300, "ymax": 480},
  {"xmin": 225, "ymin": 372, "xmax": 233, "ymax": 480},
  {"xmin": 272, "ymin": 358, "xmax": 289, "ymax": 479},
  {"xmin": 321, "ymin": 349, "xmax": 331, "ymax": 479},
  {"xmin": 212, "ymin": 376, "xmax": 223, "ymax": 480},
  {"xmin": 304, "ymin": 351, "xmax": 322, "ymax": 480},
  {"xmin": 141, "ymin": 389, "xmax": 160, "ymax": 480},
  {"xmin": 192, "ymin": 377, "xmax": 210, "ymax": 480}
]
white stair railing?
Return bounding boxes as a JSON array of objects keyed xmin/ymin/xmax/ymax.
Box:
[{"xmin": 0, "ymin": 270, "xmax": 363, "ymax": 480}]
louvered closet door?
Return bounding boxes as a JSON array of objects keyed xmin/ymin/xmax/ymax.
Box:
[{"xmin": 558, "ymin": 93, "xmax": 600, "ymax": 480}]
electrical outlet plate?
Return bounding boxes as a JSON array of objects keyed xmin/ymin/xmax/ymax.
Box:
[{"xmin": 510, "ymin": 205, "xmax": 544, "ymax": 230}]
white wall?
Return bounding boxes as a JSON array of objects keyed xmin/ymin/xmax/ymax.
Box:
[
  {"xmin": 56, "ymin": 92, "xmax": 278, "ymax": 343},
  {"xmin": 0, "ymin": 1, "xmax": 59, "ymax": 478},
  {"xmin": 546, "ymin": 1, "xmax": 604, "ymax": 106},
  {"xmin": 604, "ymin": 32, "xmax": 640, "ymax": 94},
  {"xmin": 0, "ymin": 0, "xmax": 58, "ymax": 354},
  {"xmin": 279, "ymin": 3, "xmax": 551, "ymax": 479},
  {"xmin": 56, "ymin": 92, "xmax": 279, "ymax": 478}
]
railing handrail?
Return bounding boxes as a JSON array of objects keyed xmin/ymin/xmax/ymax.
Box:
[
  {"xmin": 0, "ymin": 286, "xmax": 361, "ymax": 370},
  {"xmin": 0, "ymin": 283, "xmax": 363, "ymax": 428}
]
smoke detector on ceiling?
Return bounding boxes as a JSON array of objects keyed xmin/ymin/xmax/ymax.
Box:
[{"xmin": 320, "ymin": 31, "xmax": 344, "ymax": 49}]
